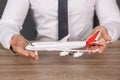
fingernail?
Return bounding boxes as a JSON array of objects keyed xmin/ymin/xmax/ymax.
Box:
[
  {"xmin": 35, "ymin": 56, "xmax": 39, "ymax": 61},
  {"xmin": 35, "ymin": 51, "xmax": 38, "ymax": 56},
  {"xmin": 99, "ymin": 51, "xmax": 102, "ymax": 53}
]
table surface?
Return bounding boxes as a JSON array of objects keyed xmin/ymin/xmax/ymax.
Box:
[{"xmin": 0, "ymin": 41, "xmax": 120, "ymax": 80}]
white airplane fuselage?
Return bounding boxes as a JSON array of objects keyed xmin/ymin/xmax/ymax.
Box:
[{"xmin": 26, "ymin": 41, "xmax": 86, "ymax": 51}]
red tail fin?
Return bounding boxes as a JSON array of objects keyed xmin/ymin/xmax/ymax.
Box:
[{"xmin": 86, "ymin": 31, "xmax": 101, "ymax": 47}]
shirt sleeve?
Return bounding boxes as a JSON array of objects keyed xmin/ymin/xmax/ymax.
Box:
[
  {"xmin": 0, "ymin": 0, "xmax": 30, "ymax": 49},
  {"xmin": 95, "ymin": 0, "xmax": 120, "ymax": 42}
]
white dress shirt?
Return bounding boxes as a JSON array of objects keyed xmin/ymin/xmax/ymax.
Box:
[{"xmin": 0, "ymin": 0, "xmax": 120, "ymax": 49}]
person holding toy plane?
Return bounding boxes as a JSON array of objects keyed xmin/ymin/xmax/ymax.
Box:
[{"xmin": 0, "ymin": 0, "xmax": 120, "ymax": 60}]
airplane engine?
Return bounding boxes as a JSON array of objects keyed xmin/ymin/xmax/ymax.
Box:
[
  {"xmin": 60, "ymin": 51, "xmax": 69, "ymax": 56},
  {"xmin": 73, "ymin": 52, "xmax": 84, "ymax": 58}
]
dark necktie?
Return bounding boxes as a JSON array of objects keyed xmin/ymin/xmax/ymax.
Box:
[{"xmin": 58, "ymin": 0, "xmax": 68, "ymax": 40}]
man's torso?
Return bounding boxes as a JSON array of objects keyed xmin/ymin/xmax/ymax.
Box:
[{"xmin": 29, "ymin": 0, "xmax": 96, "ymax": 41}]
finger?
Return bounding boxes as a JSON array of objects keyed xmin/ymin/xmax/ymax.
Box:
[
  {"xmin": 34, "ymin": 56, "xmax": 39, "ymax": 61},
  {"xmin": 16, "ymin": 48, "xmax": 39, "ymax": 61},
  {"xmin": 98, "ymin": 46, "xmax": 106, "ymax": 53},
  {"xmin": 86, "ymin": 46, "xmax": 94, "ymax": 54},
  {"xmin": 17, "ymin": 48, "xmax": 30, "ymax": 57},
  {"xmin": 89, "ymin": 46, "xmax": 99, "ymax": 54},
  {"xmin": 92, "ymin": 46, "xmax": 99, "ymax": 54},
  {"xmin": 86, "ymin": 46, "xmax": 91, "ymax": 54},
  {"xmin": 88, "ymin": 46, "xmax": 93, "ymax": 54},
  {"xmin": 101, "ymin": 28, "xmax": 112, "ymax": 41},
  {"xmin": 97, "ymin": 37, "xmax": 106, "ymax": 53},
  {"xmin": 29, "ymin": 51, "xmax": 39, "ymax": 61}
]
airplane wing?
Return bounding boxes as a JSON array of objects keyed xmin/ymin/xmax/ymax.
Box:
[
  {"xmin": 68, "ymin": 49, "xmax": 99, "ymax": 52},
  {"xmin": 59, "ymin": 34, "xmax": 70, "ymax": 42},
  {"xmin": 57, "ymin": 49, "xmax": 99, "ymax": 57}
]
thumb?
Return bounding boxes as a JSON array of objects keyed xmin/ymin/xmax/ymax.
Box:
[
  {"xmin": 10, "ymin": 37, "xmax": 17, "ymax": 46},
  {"xmin": 102, "ymin": 30, "xmax": 112, "ymax": 41}
]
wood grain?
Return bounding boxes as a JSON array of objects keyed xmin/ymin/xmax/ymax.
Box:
[{"xmin": 0, "ymin": 41, "xmax": 120, "ymax": 80}]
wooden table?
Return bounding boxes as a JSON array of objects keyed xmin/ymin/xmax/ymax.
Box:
[{"xmin": 0, "ymin": 41, "xmax": 120, "ymax": 80}]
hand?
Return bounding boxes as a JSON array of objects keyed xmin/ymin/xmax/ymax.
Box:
[
  {"xmin": 9, "ymin": 34, "xmax": 39, "ymax": 61},
  {"xmin": 86, "ymin": 26, "xmax": 112, "ymax": 54}
]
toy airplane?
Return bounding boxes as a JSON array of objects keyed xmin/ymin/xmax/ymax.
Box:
[{"xmin": 26, "ymin": 31, "xmax": 102, "ymax": 57}]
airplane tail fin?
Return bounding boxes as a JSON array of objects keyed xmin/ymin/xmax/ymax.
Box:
[{"xmin": 86, "ymin": 31, "xmax": 102, "ymax": 47}]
